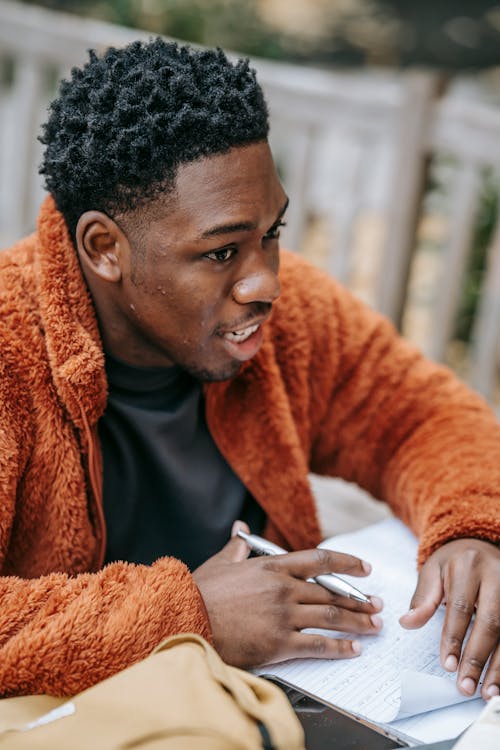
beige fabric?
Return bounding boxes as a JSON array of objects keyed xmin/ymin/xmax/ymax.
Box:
[
  {"xmin": 310, "ymin": 474, "xmax": 392, "ymax": 538},
  {"xmin": 0, "ymin": 634, "xmax": 304, "ymax": 749}
]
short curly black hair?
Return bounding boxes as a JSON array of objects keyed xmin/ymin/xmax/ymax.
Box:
[{"xmin": 39, "ymin": 38, "xmax": 269, "ymax": 240}]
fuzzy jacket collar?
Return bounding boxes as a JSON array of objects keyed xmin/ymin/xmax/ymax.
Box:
[{"xmin": 36, "ymin": 196, "xmax": 107, "ymax": 429}]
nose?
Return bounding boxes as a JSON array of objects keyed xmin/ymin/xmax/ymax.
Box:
[{"xmin": 232, "ymin": 252, "xmax": 281, "ymax": 305}]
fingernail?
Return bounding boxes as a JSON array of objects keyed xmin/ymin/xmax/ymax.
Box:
[
  {"xmin": 361, "ymin": 561, "xmax": 372, "ymax": 574},
  {"xmin": 370, "ymin": 595, "xmax": 383, "ymax": 610},
  {"xmin": 486, "ymin": 684, "xmax": 500, "ymax": 698},
  {"xmin": 370, "ymin": 614, "xmax": 383, "ymax": 629},
  {"xmin": 460, "ymin": 677, "xmax": 476, "ymax": 695},
  {"xmin": 403, "ymin": 608, "xmax": 416, "ymax": 617},
  {"xmin": 352, "ymin": 640, "xmax": 362, "ymax": 655},
  {"xmin": 444, "ymin": 654, "xmax": 458, "ymax": 672},
  {"xmin": 231, "ymin": 521, "xmax": 244, "ymax": 537}
]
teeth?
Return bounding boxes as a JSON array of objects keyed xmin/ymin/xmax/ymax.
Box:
[{"xmin": 224, "ymin": 323, "xmax": 259, "ymax": 343}]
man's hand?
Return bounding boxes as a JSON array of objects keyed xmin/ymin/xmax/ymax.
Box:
[
  {"xmin": 192, "ymin": 522, "xmax": 383, "ymax": 669},
  {"xmin": 399, "ymin": 538, "xmax": 500, "ymax": 701}
]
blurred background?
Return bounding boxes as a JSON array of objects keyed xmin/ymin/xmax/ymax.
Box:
[
  {"xmin": 1, "ymin": 0, "xmax": 500, "ymax": 410},
  {"xmin": 15, "ymin": 0, "xmax": 500, "ymax": 70}
]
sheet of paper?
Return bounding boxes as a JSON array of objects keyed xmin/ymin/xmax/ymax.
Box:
[{"xmin": 256, "ymin": 518, "xmax": 485, "ymax": 744}]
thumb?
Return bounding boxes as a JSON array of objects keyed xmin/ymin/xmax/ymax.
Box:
[
  {"xmin": 231, "ymin": 520, "xmax": 251, "ymax": 539},
  {"xmin": 215, "ymin": 520, "xmax": 251, "ymax": 564},
  {"xmin": 399, "ymin": 560, "xmax": 444, "ymax": 629}
]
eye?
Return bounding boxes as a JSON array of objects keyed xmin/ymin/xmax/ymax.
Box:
[
  {"xmin": 264, "ymin": 220, "xmax": 287, "ymax": 241},
  {"xmin": 205, "ymin": 247, "xmax": 237, "ymax": 262}
]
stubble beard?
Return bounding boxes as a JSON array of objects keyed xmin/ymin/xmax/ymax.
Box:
[{"xmin": 182, "ymin": 359, "xmax": 242, "ymax": 383}]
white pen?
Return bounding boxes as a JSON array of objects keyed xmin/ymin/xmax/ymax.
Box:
[{"xmin": 237, "ymin": 530, "xmax": 371, "ymax": 605}]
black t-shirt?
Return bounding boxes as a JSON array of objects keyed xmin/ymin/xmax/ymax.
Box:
[{"xmin": 98, "ymin": 353, "xmax": 265, "ymax": 570}]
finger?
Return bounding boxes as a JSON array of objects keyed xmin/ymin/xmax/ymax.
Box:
[
  {"xmin": 231, "ymin": 520, "xmax": 250, "ymax": 538},
  {"xmin": 481, "ymin": 641, "xmax": 500, "ymax": 700},
  {"xmin": 262, "ymin": 547, "xmax": 372, "ymax": 580},
  {"xmin": 293, "ymin": 579, "xmax": 383, "ymax": 613},
  {"xmin": 285, "ymin": 631, "xmax": 363, "ymax": 661},
  {"xmin": 399, "ymin": 560, "xmax": 443, "ymax": 629},
  {"xmin": 454, "ymin": 587, "xmax": 498, "ymax": 696},
  {"xmin": 294, "ymin": 603, "xmax": 383, "ymax": 635},
  {"xmin": 440, "ymin": 575, "xmax": 480, "ymax": 683},
  {"xmin": 214, "ymin": 521, "xmax": 251, "ymax": 563}
]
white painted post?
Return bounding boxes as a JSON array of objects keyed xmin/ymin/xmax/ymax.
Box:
[
  {"xmin": 428, "ymin": 162, "xmax": 482, "ymax": 362},
  {"xmin": 375, "ymin": 72, "xmax": 441, "ymax": 326},
  {"xmin": 0, "ymin": 54, "xmax": 45, "ymax": 242},
  {"xmin": 471, "ymin": 217, "xmax": 500, "ymax": 400}
]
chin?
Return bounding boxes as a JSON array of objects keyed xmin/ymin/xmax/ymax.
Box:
[{"xmin": 184, "ymin": 360, "xmax": 242, "ymax": 383}]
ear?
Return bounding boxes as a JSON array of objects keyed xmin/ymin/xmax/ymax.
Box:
[{"xmin": 75, "ymin": 211, "xmax": 128, "ymax": 283}]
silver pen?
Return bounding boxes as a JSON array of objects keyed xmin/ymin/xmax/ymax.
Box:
[{"xmin": 237, "ymin": 530, "xmax": 370, "ymax": 605}]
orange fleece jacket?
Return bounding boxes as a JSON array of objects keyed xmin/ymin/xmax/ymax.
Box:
[{"xmin": 0, "ymin": 196, "xmax": 499, "ymax": 697}]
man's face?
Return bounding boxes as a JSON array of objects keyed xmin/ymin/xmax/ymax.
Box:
[{"xmin": 109, "ymin": 141, "xmax": 287, "ymax": 381}]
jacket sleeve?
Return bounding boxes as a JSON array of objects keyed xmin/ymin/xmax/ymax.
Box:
[
  {"xmin": 0, "ymin": 364, "xmax": 211, "ymax": 698},
  {"xmin": 0, "ymin": 558, "xmax": 211, "ymax": 697},
  {"xmin": 301, "ymin": 267, "xmax": 500, "ymax": 565}
]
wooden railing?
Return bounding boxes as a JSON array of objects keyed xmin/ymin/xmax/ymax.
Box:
[{"xmin": 1, "ymin": 0, "xmax": 499, "ymax": 405}]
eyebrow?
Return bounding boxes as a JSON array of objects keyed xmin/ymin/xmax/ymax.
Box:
[{"xmin": 201, "ymin": 197, "xmax": 289, "ymax": 239}]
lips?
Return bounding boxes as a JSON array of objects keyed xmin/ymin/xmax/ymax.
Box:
[
  {"xmin": 218, "ymin": 318, "xmax": 267, "ymax": 362},
  {"xmin": 223, "ymin": 322, "xmax": 260, "ymax": 343}
]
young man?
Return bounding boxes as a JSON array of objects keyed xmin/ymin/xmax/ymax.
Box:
[{"xmin": 0, "ymin": 39, "xmax": 498, "ymax": 700}]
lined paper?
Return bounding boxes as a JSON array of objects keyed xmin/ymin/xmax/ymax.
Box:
[{"xmin": 257, "ymin": 518, "xmax": 484, "ymax": 744}]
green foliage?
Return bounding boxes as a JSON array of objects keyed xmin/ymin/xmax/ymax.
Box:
[
  {"xmin": 19, "ymin": 0, "xmax": 500, "ymax": 68},
  {"xmin": 19, "ymin": 0, "xmax": 291, "ymax": 60}
]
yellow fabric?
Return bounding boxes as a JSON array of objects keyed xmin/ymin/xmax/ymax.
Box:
[{"xmin": 0, "ymin": 634, "xmax": 304, "ymax": 749}]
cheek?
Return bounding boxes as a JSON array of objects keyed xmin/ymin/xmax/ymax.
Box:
[
  {"xmin": 198, "ymin": 305, "xmax": 216, "ymax": 333},
  {"xmin": 180, "ymin": 281, "xmax": 223, "ymax": 332},
  {"xmin": 129, "ymin": 268, "xmax": 227, "ymax": 343},
  {"xmin": 163, "ymin": 289, "xmax": 220, "ymax": 348}
]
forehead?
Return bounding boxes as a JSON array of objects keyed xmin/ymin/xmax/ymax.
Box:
[{"xmin": 152, "ymin": 141, "xmax": 286, "ymax": 235}]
